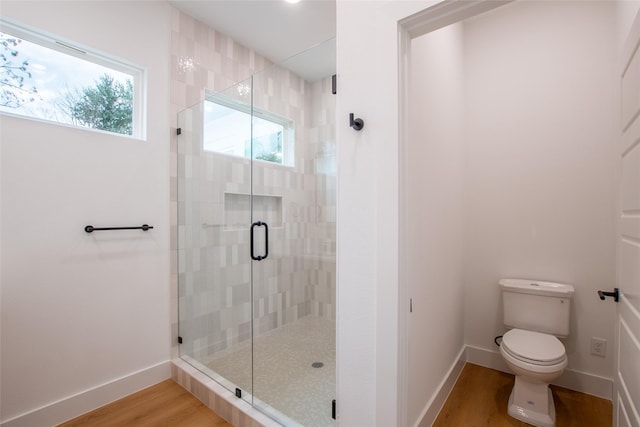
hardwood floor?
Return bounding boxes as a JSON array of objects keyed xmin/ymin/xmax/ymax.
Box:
[
  {"xmin": 58, "ymin": 379, "xmax": 231, "ymax": 427},
  {"xmin": 57, "ymin": 364, "xmax": 611, "ymax": 427},
  {"xmin": 433, "ymin": 363, "xmax": 612, "ymax": 427}
]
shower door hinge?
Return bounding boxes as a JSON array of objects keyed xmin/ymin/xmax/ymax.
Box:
[
  {"xmin": 410, "ymin": 298, "xmax": 413, "ymax": 313},
  {"xmin": 176, "ymin": 127, "xmax": 182, "ymax": 135},
  {"xmin": 178, "ymin": 336, "xmax": 183, "ymax": 344},
  {"xmin": 332, "ymin": 399, "xmax": 336, "ymax": 419},
  {"xmin": 332, "ymin": 74, "xmax": 337, "ymax": 95}
]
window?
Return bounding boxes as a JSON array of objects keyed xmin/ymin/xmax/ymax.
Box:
[
  {"xmin": 203, "ymin": 93, "xmax": 294, "ymax": 166},
  {"xmin": 0, "ymin": 20, "xmax": 143, "ymax": 138}
]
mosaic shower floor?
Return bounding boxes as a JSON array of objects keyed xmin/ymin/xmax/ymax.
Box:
[{"xmin": 205, "ymin": 316, "xmax": 336, "ymax": 427}]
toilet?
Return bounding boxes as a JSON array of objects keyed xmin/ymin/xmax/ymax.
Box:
[{"xmin": 498, "ymin": 278, "xmax": 574, "ymax": 427}]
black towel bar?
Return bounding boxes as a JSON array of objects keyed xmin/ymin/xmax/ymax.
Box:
[{"xmin": 84, "ymin": 224, "xmax": 153, "ymax": 233}]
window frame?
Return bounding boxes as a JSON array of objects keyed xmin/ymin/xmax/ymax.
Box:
[{"xmin": 0, "ymin": 18, "xmax": 146, "ymax": 139}]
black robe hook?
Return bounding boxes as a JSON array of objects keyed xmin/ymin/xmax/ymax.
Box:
[{"xmin": 350, "ymin": 113, "xmax": 364, "ymax": 131}]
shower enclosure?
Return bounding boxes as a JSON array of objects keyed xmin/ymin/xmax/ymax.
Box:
[{"xmin": 177, "ymin": 40, "xmax": 336, "ymax": 427}]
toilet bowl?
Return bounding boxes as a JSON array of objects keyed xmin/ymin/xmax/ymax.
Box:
[
  {"xmin": 500, "ymin": 329, "xmax": 567, "ymax": 427},
  {"xmin": 498, "ymin": 279, "xmax": 574, "ymax": 427}
]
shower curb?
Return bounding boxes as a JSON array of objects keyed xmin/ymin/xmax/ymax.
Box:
[{"xmin": 172, "ymin": 358, "xmax": 282, "ymax": 427}]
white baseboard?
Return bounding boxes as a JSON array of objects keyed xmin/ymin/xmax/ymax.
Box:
[
  {"xmin": 415, "ymin": 346, "xmax": 466, "ymax": 427},
  {"xmin": 465, "ymin": 344, "xmax": 511, "ymax": 373},
  {"xmin": 465, "ymin": 345, "xmax": 613, "ymax": 400},
  {"xmin": 1, "ymin": 361, "xmax": 171, "ymax": 427}
]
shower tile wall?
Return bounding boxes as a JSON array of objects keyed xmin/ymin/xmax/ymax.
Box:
[
  {"xmin": 170, "ymin": 8, "xmax": 268, "ymax": 360},
  {"xmin": 170, "ymin": 8, "xmax": 335, "ymax": 363}
]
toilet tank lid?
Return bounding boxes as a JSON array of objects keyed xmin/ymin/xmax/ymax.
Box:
[{"xmin": 499, "ymin": 278, "xmax": 574, "ymax": 297}]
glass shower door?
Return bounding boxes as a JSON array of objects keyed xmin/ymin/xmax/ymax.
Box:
[
  {"xmin": 250, "ymin": 40, "xmax": 337, "ymax": 427},
  {"xmin": 177, "ymin": 76, "xmax": 254, "ymax": 404},
  {"xmin": 177, "ymin": 38, "xmax": 336, "ymax": 426}
]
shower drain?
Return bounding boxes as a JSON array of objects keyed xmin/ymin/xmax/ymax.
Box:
[{"xmin": 311, "ymin": 362, "xmax": 324, "ymax": 368}]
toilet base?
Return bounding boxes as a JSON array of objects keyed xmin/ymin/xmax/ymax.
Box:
[{"xmin": 507, "ymin": 379, "xmax": 556, "ymax": 427}]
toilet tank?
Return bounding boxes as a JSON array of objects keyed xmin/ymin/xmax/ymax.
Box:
[{"xmin": 499, "ymin": 279, "xmax": 574, "ymax": 338}]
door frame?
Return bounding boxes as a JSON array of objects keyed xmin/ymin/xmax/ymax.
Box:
[
  {"xmin": 396, "ymin": 2, "xmax": 512, "ymax": 425},
  {"xmin": 394, "ymin": 2, "xmax": 637, "ymax": 426},
  {"xmin": 394, "ymin": 2, "xmax": 514, "ymax": 425}
]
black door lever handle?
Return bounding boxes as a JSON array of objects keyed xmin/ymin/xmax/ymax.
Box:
[{"xmin": 597, "ymin": 288, "xmax": 619, "ymax": 302}]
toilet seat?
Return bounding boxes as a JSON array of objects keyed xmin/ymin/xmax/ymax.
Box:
[{"xmin": 502, "ymin": 329, "xmax": 566, "ymax": 366}]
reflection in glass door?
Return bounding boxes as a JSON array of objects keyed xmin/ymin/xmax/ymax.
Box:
[{"xmin": 177, "ymin": 39, "xmax": 336, "ymax": 427}]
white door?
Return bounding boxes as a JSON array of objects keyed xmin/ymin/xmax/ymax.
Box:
[{"xmin": 616, "ymin": 9, "xmax": 640, "ymax": 427}]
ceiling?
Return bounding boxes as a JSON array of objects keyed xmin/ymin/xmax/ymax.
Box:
[{"xmin": 168, "ymin": 0, "xmax": 336, "ymax": 81}]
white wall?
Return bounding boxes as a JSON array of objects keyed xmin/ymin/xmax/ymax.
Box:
[
  {"xmin": 407, "ymin": 23, "xmax": 465, "ymax": 427},
  {"xmin": 0, "ymin": 2, "xmax": 172, "ymax": 425},
  {"xmin": 335, "ymin": 1, "xmax": 443, "ymax": 426},
  {"xmin": 462, "ymin": 0, "xmax": 618, "ymax": 380}
]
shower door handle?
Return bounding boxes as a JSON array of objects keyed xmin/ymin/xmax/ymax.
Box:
[{"xmin": 250, "ymin": 221, "xmax": 269, "ymax": 261}]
